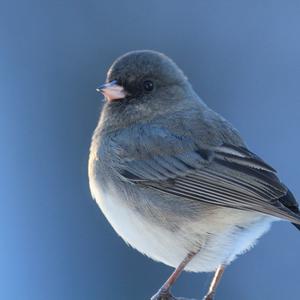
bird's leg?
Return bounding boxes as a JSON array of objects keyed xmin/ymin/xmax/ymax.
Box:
[
  {"xmin": 151, "ymin": 252, "xmax": 196, "ymax": 300},
  {"xmin": 203, "ymin": 265, "xmax": 225, "ymax": 300}
]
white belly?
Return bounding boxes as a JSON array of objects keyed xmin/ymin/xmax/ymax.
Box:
[{"xmin": 90, "ymin": 174, "xmax": 275, "ymax": 272}]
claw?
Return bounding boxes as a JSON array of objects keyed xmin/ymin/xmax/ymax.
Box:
[
  {"xmin": 151, "ymin": 290, "xmax": 197, "ymax": 300},
  {"xmin": 151, "ymin": 289, "xmax": 176, "ymax": 300}
]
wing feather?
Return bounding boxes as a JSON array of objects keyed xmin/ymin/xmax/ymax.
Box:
[{"xmin": 118, "ymin": 142, "xmax": 300, "ymax": 224}]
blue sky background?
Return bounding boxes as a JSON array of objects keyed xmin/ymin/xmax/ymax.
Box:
[{"xmin": 1, "ymin": 1, "xmax": 300, "ymax": 299}]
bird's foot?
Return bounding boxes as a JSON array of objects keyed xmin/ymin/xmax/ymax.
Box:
[
  {"xmin": 150, "ymin": 289, "xmax": 176, "ymax": 300},
  {"xmin": 203, "ymin": 291, "xmax": 215, "ymax": 300},
  {"xmin": 151, "ymin": 289, "xmax": 177, "ymax": 300},
  {"xmin": 151, "ymin": 288, "xmax": 197, "ymax": 300}
]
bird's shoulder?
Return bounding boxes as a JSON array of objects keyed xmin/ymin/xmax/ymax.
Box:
[
  {"xmin": 104, "ymin": 106, "xmax": 245, "ymax": 160},
  {"xmin": 96, "ymin": 106, "xmax": 249, "ymax": 182}
]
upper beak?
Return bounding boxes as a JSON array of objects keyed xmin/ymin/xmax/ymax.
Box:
[{"xmin": 96, "ymin": 80, "xmax": 127, "ymax": 101}]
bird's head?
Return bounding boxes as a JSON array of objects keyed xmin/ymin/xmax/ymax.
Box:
[{"xmin": 97, "ymin": 50, "xmax": 199, "ymax": 131}]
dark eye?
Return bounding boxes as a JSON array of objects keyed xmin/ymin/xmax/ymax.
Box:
[{"xmin": 143, "ymin": 80, "xmax": 154, "ymax": 92}]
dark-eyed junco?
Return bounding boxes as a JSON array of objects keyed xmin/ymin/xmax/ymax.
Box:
[{"xmin": 88, "ymin": 50, "xmax": 300, "ymax": 300}]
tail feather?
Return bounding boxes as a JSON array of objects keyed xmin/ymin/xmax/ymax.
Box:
[
  {"xmin": 293, "ymin": 223, "xmax": 300, "ymax": 231},
  {"xmin": 278, "ymin": 189, "xmax": 300, "ymax": 230}
]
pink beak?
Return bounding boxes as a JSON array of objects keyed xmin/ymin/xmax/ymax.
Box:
[{"xmin": 96, "ymin": 80, "xmax": 127, "ymax": 101}]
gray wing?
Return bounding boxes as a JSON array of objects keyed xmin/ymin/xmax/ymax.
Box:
[{"xmin": 117, "ymin": 140, "xmax": 300, "ymax": 224}]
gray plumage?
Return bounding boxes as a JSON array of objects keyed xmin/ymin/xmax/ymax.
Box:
[{"xmin": 89, "ymin": 50, "xmax": 300, "ymax": 275}]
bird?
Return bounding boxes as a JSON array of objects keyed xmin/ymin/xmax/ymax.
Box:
[{"xmin": 88, "ymin": 50, "xmax": 300, "ymax": 300}]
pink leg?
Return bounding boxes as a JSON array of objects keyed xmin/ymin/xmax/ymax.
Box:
[
  {"xmin": 203, "ymin": 265, "xmax": 225, "ymax": 300},
  {"xmin": 151, "ymin": 252, "xmax": 196, "ymax": 300}
]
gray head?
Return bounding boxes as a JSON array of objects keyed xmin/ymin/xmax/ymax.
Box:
[{"xmin": 97, "ymin": 50, "xmax": 198, "ymax": 131}]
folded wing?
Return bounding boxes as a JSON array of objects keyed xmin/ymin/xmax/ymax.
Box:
[{"xmin": 119, "ymin": 142, "xmax": 300, "ymax": 224}]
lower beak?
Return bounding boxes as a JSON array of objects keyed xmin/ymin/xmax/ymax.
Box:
[{"xmin": 96, "ymin": 80, "xmax": 126, "ymax": 101}]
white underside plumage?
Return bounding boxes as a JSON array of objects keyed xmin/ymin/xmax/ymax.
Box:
[{"xmin": 90, "ymin": 177, "xmax": 275, "ymax": 272}]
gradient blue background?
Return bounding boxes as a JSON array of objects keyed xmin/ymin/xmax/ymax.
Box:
[{"xmin": 1, "ymin": 1, "xmax": 300, "ymax": 299}]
